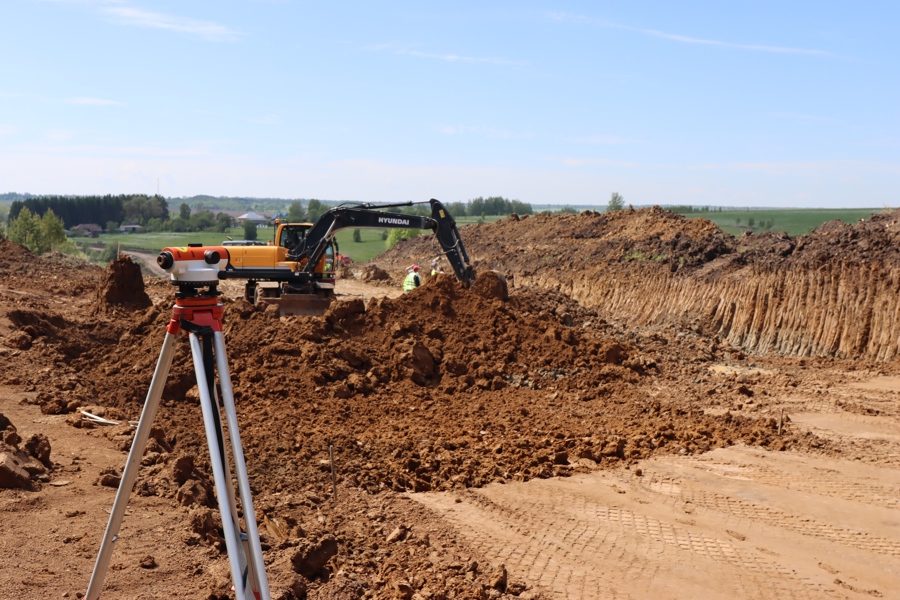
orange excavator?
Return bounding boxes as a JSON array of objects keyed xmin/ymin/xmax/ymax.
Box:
[{"xmin": 174, "ymin": 198, "xmax": 474, "ymax": 316}]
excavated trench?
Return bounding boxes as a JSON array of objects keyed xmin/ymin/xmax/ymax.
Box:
[{"xmin": 388, "ymin": 206, "xmax": 900, "ymax": 362}]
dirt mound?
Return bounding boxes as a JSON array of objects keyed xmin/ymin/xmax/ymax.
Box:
[
  {"xmin": 372, "ymin": 206, "xmax": 900, "ymax": 361},
  {"xmin": 376, "ymin": 207, "xmax": 735, "ymax": 281},
  {"xmin": 95, "ymin": 256, "xmax": 152, "ymax": 311},
  {"xmin": 6, "ymin": 273, "xmax": 795, "ymax": 501},
  {"xmin": 0, "ymin": 236, "xmax": 834, "ymax": 598}
]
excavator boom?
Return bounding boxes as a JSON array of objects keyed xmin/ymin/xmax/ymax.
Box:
[{"xmin": 293, "ymin": 198, "xmax": 474, "ymax": 285}]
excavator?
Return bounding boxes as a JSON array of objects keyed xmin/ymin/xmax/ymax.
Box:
[{"xmin": 213, "ymin": 198, "xmax": 474, "ymax": 315}]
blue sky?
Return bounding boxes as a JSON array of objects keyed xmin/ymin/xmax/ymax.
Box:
[{"xmin": 1, "ymin": 1, "xmax": 897, "ymax": 207}]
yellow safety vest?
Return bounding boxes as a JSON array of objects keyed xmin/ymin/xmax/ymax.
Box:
[{"xmin": 403, "ymin": 272, "xmax": 420, "ymax": 292}]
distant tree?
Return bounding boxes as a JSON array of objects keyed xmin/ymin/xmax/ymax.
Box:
[
  {"xmin": 748, "ymin": 217, "xmax": 756, "ymax": 228},
  {"xmin": 41, "ymin": 209, "xmax": 66, "ymax": 249},
  {"xmin": 381, "ymin": 229, "xmax": 388, "ymax": 240},
  {"xmin": 559, "ymin": 205, "xmax": 577, "ymax": 214},
  {"xmin": 287, "ymin": 200, "xmax": 305, "ymax": 223},
  {"xmin": 0, "ymin": 220, "xmax": 6, "ymax": 239},
  {"xmin": 445, "ymin": 201, "xmax": 467, "ymax": 217},
  {"xmin": 306, "ymin": 199, "xmax": 324, "ymax": 221},
  {"xmin": 215, "ymin": 212, "xmax": 232, "ymax": 233},
  {"xmin": 8, "ymin": 207, "xmax": 62, "ymax": 253},
  {"xmin": 179, "ymin": 202, "xmax": 191, "ymax": 220},
  {"xmin": 8, "ymin": 208, "xmax": 43, "ymax": 252},
  {"xmin": 607, "ymin": 192, "xmax": 625, "ymax": 212},
  {"xmin": 243, "ymin": 219, "xmax": 258, "ymax": 241},
  {"xmin": 352, "ymin": 228, "xmax": 362, "ymax": 243},
  {"xmin": 736, "ymin": 217, "xmax": 742, "ymax": 225},
  {"xmin": 510, "ymin": 199, "xmax": 533, "ymax": 215},
  {"xmin": 98, "ymin": 243, "xmax": 118, "ymax": 264},
  {"xmin": 190, "ymin": 209, "xmax": 216, "ymax": 231},
  {"xmin": 106, "ymin": 220, "xmax": 119, "ymax": 233},
  {"xmin": 385, "ymin": 228, "xmax": 416, "ymax": 249},
  {"xmin": 169, "ymin": 217, "xmax": 188, "ymax": 232}
]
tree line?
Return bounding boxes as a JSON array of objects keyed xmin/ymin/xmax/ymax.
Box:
[{"xmin": 9, "ymin": 194, "xmax": 170, "ymax": 231}]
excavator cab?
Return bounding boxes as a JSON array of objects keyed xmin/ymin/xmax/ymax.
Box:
[{"xmin": 278, "ymin": 225, "xmax": 306, "ymax": 253}]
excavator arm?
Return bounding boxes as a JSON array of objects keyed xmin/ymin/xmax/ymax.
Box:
[{"xmin": 294, "ymin": 198, "xmax": 474, "ymax": 286}]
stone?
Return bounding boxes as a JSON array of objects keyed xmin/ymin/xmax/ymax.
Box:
[{"xmin": 290, "ymin": 534, "xmax": 338, "ymax": 579}]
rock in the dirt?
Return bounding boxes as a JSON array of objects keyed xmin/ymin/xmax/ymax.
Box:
[
  {"xmin": 96, "ymin": 466, "xmax": 121, "ymax": 488},
  {"xmin": 172, "ymin": 454, "xmax": 195, "ymax": 485},
  {"xmin": 24, "ymin": 433, "xmax": 52, "ymax": 468},
  {"xmin": 290, "ymin": 534, "xmax": 338, "ymax": 579},
  {"xmin": 3, "ymin": 429, "xmax": 21, "ymax": 447},
  {"xmin": 488, "ymin": 564, "xmax": 508, "ymax": 591},
  {"xmin": 386, "ymin": 525, "xmax": 408, "ymax": 543},
  {"xmin": 176, "ymin": 478, "xmax": 215, "ymax": 508},
  {"xmin": 392, "ymin": 579, "xmax": 414, "ymax": 600},
  {"xmin": 139, "ymin": 555, "xmax": 157, "ymax": 569},
  {"xmin": 0, "ymin": 449, "xmax": 37, "ymax": 490}
]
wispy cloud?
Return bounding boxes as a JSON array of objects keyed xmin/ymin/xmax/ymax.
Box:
[
  {"xmin": 19, "ymin": 141, "xmax": 215, "ymax": 158},
  {"xmin": 101, "ymin": 6, "xmax": 242, "ymax": 41},
  {"xmin": 549, "ymin": 12, "xmax": 830, "ymax": 56},
  {"xmin": 35, "ymin": 0, "xmax": 241, "ymax": 42},
  {"xmin": 366, "ymin": 43, "xmax": 522, "ymax": 66},
  {"xmin": 437, "ymin": 125, "xmax": 533, "ymax": 140},
  {"xmin": 67, "ymin": 96, "xmax": 121, "ymax": 106}
]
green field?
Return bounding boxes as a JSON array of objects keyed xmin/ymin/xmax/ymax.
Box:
[
  {"xmin": 94, "ymin": 215, "xmax": 505, "ymax": 263},
  {"xmin": 680, "ymin": 208, "xmax": 883, "ymax": 237}
]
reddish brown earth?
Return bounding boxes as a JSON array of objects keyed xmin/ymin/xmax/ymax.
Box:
[{"xmin": 1, "ymin": 207, "xmax": 899, "ymax": 599}]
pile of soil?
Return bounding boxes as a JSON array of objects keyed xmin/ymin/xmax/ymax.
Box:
[{"xmin": 1, "ymin": 204, "xmax": 877, "ymax": 598}]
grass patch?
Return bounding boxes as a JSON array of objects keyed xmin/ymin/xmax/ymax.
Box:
[{"xmin": 681, "ymin": 208, "xmax": 884, "ymax": 237}]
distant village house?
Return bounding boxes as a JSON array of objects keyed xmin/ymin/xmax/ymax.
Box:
[
  {"xmin": 236, "ymin": 211, "xmax": 273, "ymax": 227},
  {"xmin": 69, "ymin": 223, "xmax": 102, "ymax": 238}
]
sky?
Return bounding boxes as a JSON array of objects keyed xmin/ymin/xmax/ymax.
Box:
[{"xmin": 1, "ymin": 1, "xmax": 897, "ymax": 207}]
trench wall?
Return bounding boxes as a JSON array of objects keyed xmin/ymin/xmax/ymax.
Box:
[{"xmin": 516, "ymin": 262, "xmax": 900, "ymax": 362}]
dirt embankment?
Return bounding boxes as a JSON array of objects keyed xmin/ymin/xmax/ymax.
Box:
[
  {"xmin": 0, "ymin": 240, "xmax": 815, "ymax": 599},
  {"xmin": 387, "ymin": 207, "xmax": 900, "ymax": 361}
]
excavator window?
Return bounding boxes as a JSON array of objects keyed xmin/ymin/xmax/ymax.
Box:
[{"xmin": 279, "ymin": 226, "xmax": 306, "ymax": 250}]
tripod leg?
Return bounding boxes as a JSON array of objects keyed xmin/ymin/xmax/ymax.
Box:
[
  {"xmin": 214, "ymin": 331, "xmax": 271, "ymax": 600},
  {"xmin": 188, "ymin": 332, "xmax": 254, "ymax": 600},
  {"xmin": 85, "ymin": 331, "xmax": 179, "ymax": 600}
]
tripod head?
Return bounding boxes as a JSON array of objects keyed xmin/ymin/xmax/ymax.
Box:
[{"xmin": 157, "ymin": 244, "xmax": 230, "ymax": 298}]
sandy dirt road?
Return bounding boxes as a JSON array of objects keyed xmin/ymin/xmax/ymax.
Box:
[{"xmin": 412, "ymin": 372, "xmax": 900, "ymax": 600}]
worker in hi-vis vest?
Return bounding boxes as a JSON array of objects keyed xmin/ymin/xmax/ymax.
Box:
[{"xmin": 403, "ymin": 265, "xmax": 421, "ymax": 293}]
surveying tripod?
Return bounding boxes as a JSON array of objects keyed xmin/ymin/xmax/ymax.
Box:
[{"xmin": 85, "ymin": 245, "xmax": 270, "ymax": 600}]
